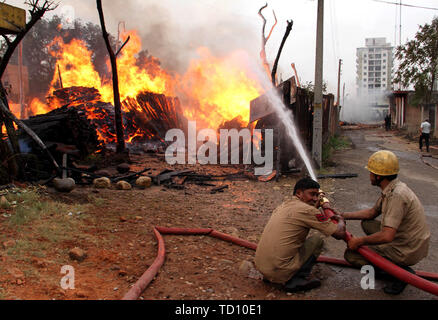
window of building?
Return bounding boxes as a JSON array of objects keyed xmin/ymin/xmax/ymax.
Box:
[
  {"xmin": 383, "ymin": 72, "xmax": 386, "ymax": 75},
  {"xmin": 375, "ymin": 84, "xmax": 381, "ymax": 88},
  {"xmin": 364, "ymin": 72, "xmax": 367, "ymax": 75},
  {"xmin": 383, "ymin": 59, "xmax": 386, "ymax": 63},
  {"xmin": 369, "ymin": 84, "xmax": 374, "ymax": 88},
  {"xmin": 369, "ymin": 66, "xmax": 374, "ymax": 71}
]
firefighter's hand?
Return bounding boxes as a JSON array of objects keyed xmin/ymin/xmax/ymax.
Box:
[
  {"xmin": 347, "ymin": 237, "xmax": 365, "ymax": 251},
  {"xmin": 331, "ymin": 214, "xmax": 344, "ymax": 223}
]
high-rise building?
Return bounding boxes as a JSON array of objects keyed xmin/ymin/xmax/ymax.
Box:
[{"xmin": 356, "ymin": 38, "xmax": 394, "ymax": 107}]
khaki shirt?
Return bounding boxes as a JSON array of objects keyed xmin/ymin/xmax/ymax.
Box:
[
  {"xmin": 255, "ymin": 196, "xmax": 338, "ymax": 284},
  {"xmin": 372, "ymin": 179, "xmax": 430, "ymax": 266}
]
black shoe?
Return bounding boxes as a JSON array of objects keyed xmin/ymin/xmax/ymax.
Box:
[
  {"xmin": 383, "ymin": 279, "xmax": 408, "ymax": 295},
  {"xmin": 383, "ymin": 266, "xmax": 415, "ymax": 295},
  {"xmin": 284, "ymin": 276, "xmax": 321, "ymax": 293}
]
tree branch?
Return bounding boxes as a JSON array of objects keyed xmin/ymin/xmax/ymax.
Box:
[
  {"xmin": 115, "ymin": 35, "xmax": 131, "ymax": 57},
  {"xmin": 271, "ymin": 20, "xmax": 293, "ymax": 86},
  {"xmin": 258, "ymin": 3, "xmax": 278, "ymax": 80},
  {"xmin": 0, "ymin": 0, "xmax": 58, "ymax": 79}
]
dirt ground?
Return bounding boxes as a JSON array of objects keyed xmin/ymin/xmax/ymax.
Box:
[{"xmin": 0, "ymin": 126, "xmax": 437, "ymax": 300}]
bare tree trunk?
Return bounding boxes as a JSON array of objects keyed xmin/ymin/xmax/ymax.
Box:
[
  {"xmin": 271, "ymin": 20, "xmax": 293, "ymax": 87},
  {"xmin": 0, "ymin": 1, "xmax": 57, "ymax": 180},
  {"xmin": 96, "ymin": 0, "xmax": 126, "ymax": 154},
  {"xmin": 258, "ymin": 4, "xmax": 277, "ymax": 81},
  {"xmin": 0, "ymin": 109, "xmax": 18, "ymax": 179},
  {"xmin": 0, "ymin": 84, "xmax": 21, "ymax": 179}
]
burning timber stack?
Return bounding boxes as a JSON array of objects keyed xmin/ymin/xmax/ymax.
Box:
[{"xmin": 8, "ymin": 85, "xmax": 187, "ymax": 182}]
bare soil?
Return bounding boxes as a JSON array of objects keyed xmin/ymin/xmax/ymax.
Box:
[{"xmin": 1, "ymin": 126, "xmax": 437, "ymax": 300}]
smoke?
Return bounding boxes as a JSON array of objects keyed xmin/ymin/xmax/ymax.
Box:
[
  {"xmin": 92, "ymin": 0, "xmax": 261, "ymax": 73},
  {"xmin": 340, "ymin": 90, "xmax": 389, "ymax": 124}
]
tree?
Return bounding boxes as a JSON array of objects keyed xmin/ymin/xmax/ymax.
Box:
[
  {"xmin": 4, "ymin": 15, "xmax": 116, "ymax": 99},
  {"xmin": 96, "ymin": 0, "xmax": 125, "ymax": 154},
  {"xmin": 0, "ymin": 0, "xmax": 58, "ymax": 181},
  {"xmin": 394, "ymin": 17, "xmax": 438, "ymax": 104}
]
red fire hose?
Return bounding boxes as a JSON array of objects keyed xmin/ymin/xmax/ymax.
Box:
[
  {"xmin": 122, "ymin": 223, "xmax": 438, "ymax": 300},
  {"xmin": 321, "ymin": 207, "xmax": 438, "ymax": 297}
]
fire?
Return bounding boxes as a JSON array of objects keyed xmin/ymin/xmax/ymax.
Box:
[
  {"xmin": 179, "ymin": 47, "xmax": 262, "ymax": 129},
  {"xmin": 24, "ymin": 29, "xmax": 263, "ymax": 145},
  {"xmin": 29, "ymin": 98, "xmax": 51, "ymax": 115}
]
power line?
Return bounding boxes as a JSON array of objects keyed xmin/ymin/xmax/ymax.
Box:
[{"xmin": 371, "ymin": 0, "xmax": 438, "ymax": 11}]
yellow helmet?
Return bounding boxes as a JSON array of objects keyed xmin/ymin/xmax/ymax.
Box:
[{"xmin": 365, "ymin": 150, "xmax": 399, "ymax": 176}]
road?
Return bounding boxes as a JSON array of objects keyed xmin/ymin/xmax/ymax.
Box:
[{"xmin": 311, "ymin": 127, "xmax": 438, "ymax": 300}]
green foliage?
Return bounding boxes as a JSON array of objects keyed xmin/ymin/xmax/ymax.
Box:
[
  {"xmin": 322, "ymin": 135, "xmax": 351, "ymax": 166},
  {"xmin": 301, "ymin": 80, "xmax": 329, "ymax": 102},
  {"xmin": 394, "ymin": 17, "xmax": 438, "ymax": 103}
]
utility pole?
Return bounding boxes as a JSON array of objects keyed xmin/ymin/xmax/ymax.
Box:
[
  {"xmin": 312, "ymin": 0, "xmax": 324, "ymax": 168},
  {"xmin": 18, "ymin": 42, "xmax": 25, "ymax": 119},
  {"xmin": 342, "ymin": 82, "xmax": 345, "ymax": 106},
  {"xmin": 336, "ymin": 59, "xmax": 342, "ymax": 106}
]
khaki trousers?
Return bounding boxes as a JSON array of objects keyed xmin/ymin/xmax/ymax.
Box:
[{"xmin": 344, "ymin": 220, "xmax": 382, "ymax": 268}]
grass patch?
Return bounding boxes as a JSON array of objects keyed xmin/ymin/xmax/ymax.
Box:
[
  {"xmin": 322, "ymin": 135, "xmax": 351, "ymax": 167},
  {"xmin": 88, "ymin": 195, "xmax": 106, "ymax": 207},
  {"xmin": 3, "ymin": 187, "xmax": 97, "ymax": 262}
]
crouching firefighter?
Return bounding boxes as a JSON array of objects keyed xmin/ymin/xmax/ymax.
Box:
[
  {"xmin": 255, "ymin": 178, "xmax": 346, "ymax": 293},
  {"xmin": 341, "ymin": 150, "xmax": 430, "ymax": 295}
]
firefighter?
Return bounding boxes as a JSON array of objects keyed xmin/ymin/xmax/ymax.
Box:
[
  {"xmin": 255, "ymin": 178, "xmax": 346, "ymax": 293},
  {"xmin": 341, "ymin": 150, "xmax": 430, "ymax": 295}
]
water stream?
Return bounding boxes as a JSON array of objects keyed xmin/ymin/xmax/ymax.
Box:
[{"xmin": 256, "ymin": 69, "xmax": 317, "ymax": 181}]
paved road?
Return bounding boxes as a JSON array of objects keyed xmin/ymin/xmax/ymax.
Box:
[{"xmin": 307, "ymin": 128, "xmax": 438, "ymax": 300}]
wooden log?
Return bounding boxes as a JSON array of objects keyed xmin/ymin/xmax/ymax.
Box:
[{"xmin": 19, "ymin": 106, "xmax": 100, "ymax": 158}]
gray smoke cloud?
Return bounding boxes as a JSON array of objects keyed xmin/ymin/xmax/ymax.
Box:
[
  {"xmin": 340, "ymin": 90, "xmax": 389, "ymax": 124},
  {"xmin": 90, "ymin": 0, "xmax": 262, "ymax": 73}
]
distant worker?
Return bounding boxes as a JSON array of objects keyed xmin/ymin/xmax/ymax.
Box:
[
  {"xmin": 419, "ymin": 119, "xmax": 431, "ymax": 153},
  {"xmin": 384, "ymin": 113, "xmax": 391, "ymax": 131},
  {"xmin": 341, "ymin": 150, "xmax": 430, "ymax": 295},
  {"xmin": 255, "ymin": 178, "xmax": 346, "ymax": 293}
]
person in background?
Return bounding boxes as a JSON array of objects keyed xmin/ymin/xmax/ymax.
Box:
[
  {"xmin": 384, "ymin": 113, "xmax": 391, "ymax": 131},
  {"xmin": 419, "ymin": 119, "xmax": 431, "ymax": 153}
]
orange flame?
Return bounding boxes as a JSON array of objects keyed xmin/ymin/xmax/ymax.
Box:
[{"xmin": 26, "ymin": 29, "xmax": 263, "ymax": 144}]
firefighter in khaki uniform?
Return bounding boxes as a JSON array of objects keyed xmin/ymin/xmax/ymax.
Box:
[
  {"xmin": 255, "ymin": 178, "xmax": 346, "ymax": 293},
  {"xmin": 343, "ymin": 150, "xmax": 430, "ymax": 295}
]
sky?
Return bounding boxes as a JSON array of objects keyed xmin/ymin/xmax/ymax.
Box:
[{"xmin": 6, "ymin": 0, "xmax": 438, "ymax": 98}]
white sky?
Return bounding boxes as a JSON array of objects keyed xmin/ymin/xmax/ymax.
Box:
[{"xmin": 6, "ymin": 0, "xmax": 438, "ymax": 98}]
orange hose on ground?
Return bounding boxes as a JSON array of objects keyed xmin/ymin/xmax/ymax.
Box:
[
  {"xmin": 122, "ymin": 226, "xmax": 438, "ymax": 300},
  {"xmin": 122, "ymin": 228, "xmax": 166, "ymax": 300}
]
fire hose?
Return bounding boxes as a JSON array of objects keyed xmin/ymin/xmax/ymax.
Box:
[
  {"xmin": 321, "ymin": 206, "xmax": 438, "ymax": 296},
  {"xmin": 123, "ymin": 223, "xmax": 438, "ymax": 300}
]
